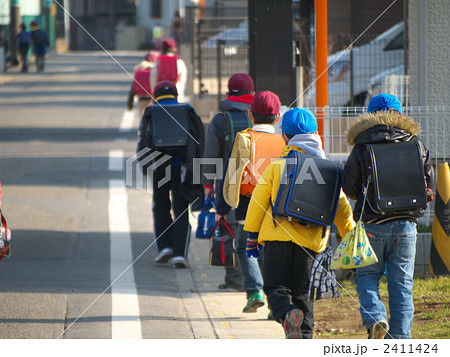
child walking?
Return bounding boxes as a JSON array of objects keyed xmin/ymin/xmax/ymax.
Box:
[{"xmin": 243, "ymin": 108, "xmax": 355, "ymax": 338}]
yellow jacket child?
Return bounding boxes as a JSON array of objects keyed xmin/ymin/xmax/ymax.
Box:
[
  {"xmin": 243, "ymin": 145, "xmax": 355, "ymax": 253},
  {"xmin": 243, "ymin": 107, "xmax": 355, "ymax": 339}
]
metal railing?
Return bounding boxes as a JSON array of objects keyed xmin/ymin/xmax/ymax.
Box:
[
  {"xmin": 384, "ymin": 75, "xmax": 410, "ymax": 107},
  {"xmin": 305, "ymin": 106, "xmax": 449, "ymax": 225},
  {"xmin": 190, "ymin": 16, "xmax": 249, "ymax": 99},
  {"xmin": 308, "ymin": 106, "xmax": 449, "ymax": 166}
]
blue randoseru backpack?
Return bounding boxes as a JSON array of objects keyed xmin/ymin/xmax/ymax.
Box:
[{"xmin": 273, "ymin": 150, "xmax": 342, "ymax": 228}]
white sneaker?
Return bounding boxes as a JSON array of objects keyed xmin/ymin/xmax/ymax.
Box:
[
  {"xmin": 172, "ymin": 256, "xmax": 188, "ymax": 269},
  {"xmin": 155, "ymin": 247, "xmax": 173, "ymax": 263}
]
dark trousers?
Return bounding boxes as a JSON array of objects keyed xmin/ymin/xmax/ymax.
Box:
[
  {"xmin": 152, "ymin": 165, "xmax": 191, "ymax": 258},
  {"xmin": 263, "ymin": 241, "xmax": 315, "ymax": 339},
  {"xmin": 36, "ymin": 54, "xmax": 45, "ymax": 72},
  {"xmin": 18, "ymin": 43, "xmax": 29, "ymax": 71},
  {"xmin": 223, "ymin": 222, "xmax": 244, "ymax": 290}
]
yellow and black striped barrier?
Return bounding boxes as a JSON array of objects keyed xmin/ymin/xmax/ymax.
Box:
[{"xmin": 429, "ymin": 162, "xmax": 450, "ymax": 275}]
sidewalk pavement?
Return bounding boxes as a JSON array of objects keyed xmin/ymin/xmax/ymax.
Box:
[
  {"xmin": 167, "ymin": 47, "xmax": 285, "ymax": 339},
  {"xmin": 179, "ymin": 213, "xmax": 285, "ymax": 339},
  {"xmin": 0, "ymin": 51, "xmax": 283, "ymax": 339},
  {"xmin": 0, "ymin": 75, "xmax": 13, "ymax": 85}
]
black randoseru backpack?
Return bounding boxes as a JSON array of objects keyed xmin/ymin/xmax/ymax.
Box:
[
  {"xmin": 363, "ymin": 140, "xmax": 427, "ymax": 217},
  {"xmin": 273, "ymin": 150, "xmax": 343, "ymax": 228},
  {"xmin": 148, "ymin": 103, "xmax": 190, "ymax": 155}
]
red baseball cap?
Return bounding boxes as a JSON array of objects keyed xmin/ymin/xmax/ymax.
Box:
[
  {"xmin": 228, "ymin": 73, "xmax": 254, "ymax": 93},
  {"xmin": 250, "ymin": 91, "xmax": 280, "ymax": 115},
  {"xmin": 161, "ymin": 39, "xmax": 177, "ymax": 52},
  {"xmin": 154, "ymin": 80, "xmax": 178, "ymax": 97}
]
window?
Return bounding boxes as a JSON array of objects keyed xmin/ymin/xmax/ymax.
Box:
[{"xmin": 150, "ymin": 0, "xmax": 162, "ymax": 19}]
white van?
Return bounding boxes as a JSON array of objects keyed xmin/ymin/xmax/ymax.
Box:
[{"xmin": 304, "ymin": 22, "xmax": 404, "ymax": 107}]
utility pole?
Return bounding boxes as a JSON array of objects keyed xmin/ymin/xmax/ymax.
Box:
[
  {"xmin": 248, "ymin": 0, "xmax": 296, "ymax": 107},
  {"xmin": 64, "ymin": 0, "xmax": 71, "ymax": 50},
  {"xmin": 9, "ymin": 0, "xmax": 20, "ymax": 58},
  {"xmin": 108, "ymin": 0, "xmax": 115, "ymax": 49},
  {"xmin": 315, "ymin": 0, "xmax": 328, "ymax": 146},
  {"xmin": 298, "ymin": 0, "xmax": 313, "ymax": 106},
  {"xmin": 42, "ymin": 0, "xmax": 52, "ymax": 36}
]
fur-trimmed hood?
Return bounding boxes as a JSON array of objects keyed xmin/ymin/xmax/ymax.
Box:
[{"xmin": 346, "ymin": 111, "xmax": 421, "ymax": 146}]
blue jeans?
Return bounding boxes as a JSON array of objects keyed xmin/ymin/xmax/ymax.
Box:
[
  {"xmin": 355, "ymin": 221, "xmax": 417, "ymax": 339},
  {"xmin": 236, "ymin": 223, "xmax": 263, "ymax": 298}
]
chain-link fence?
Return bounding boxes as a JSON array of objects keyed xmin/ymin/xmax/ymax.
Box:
[
  {"xmin": 308, "ymin": 106, "xmax": 449, "ymax": 165},
  {"xmin": 185, "ymin": 6, "xmax": 248, "ymax": 99},
  {"xmin": 304, "ymin": 106, "xmax": 450, "ymax": 225},
  {"xmin": 302, "ymin": 22, "xmax": 406, "ymax": 108},
  {"xmin": 186, "ymin": 5, "xmax": 406, "ymax": 111},
  {"xmin": 187, "ymin": 17, "xmax": 248, "ymax": 100}
]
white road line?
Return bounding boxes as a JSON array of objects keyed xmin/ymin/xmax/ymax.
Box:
[
  {"xmin": 119, "ymin": 110, "xmax": 136, "ymax": 132},
  {"xmin": 108, "ymin": 150, "xmax": 124, "ymax": 171},
  {"xmin": 109, "ymin": 179, "xmax": 142, "ymax": 339}
]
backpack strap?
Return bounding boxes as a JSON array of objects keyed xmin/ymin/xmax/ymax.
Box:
[
  {"xmin": 224, "ymin": 111, "xmax": 236, "ymax": 135},
  {"xmin": 243, "ymin": 110, "xmax": 251, "ymax": 127},
  {"xmin": 359, "ymin": 175, "xmax": 371, "ymax": 222},
  {"xmin": 223, "ymin": 111, "xmax": 234, "ymax": 156},
  {"xmin": 223, "ymin": 110, "xmax": 252, "ymax": 155}
]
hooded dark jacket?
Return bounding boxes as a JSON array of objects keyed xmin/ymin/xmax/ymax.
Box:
[
  {"xmin": 136, "ymin": 97, "xmax": 205, "ymax": 202},
  {"xmin": 202, "ymin": 96, "xmax": 252, "ymax": 217},
  {"xmin": 342, "ymin": 110, "xmax": 434, "ymax": 224},
  {"xmin": 30, "ymin": 26, "xmax": 48, "ymax": 55}
]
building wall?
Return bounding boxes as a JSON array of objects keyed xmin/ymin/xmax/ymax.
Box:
[
  {"xmin": 19, "ymin": 0, "xmax": 41, "ymax": 16},
  {"xmin": 327, "ymin": 0, "xmax": 403, "ymax": 53},
  {"xmin": 69, "ymin": 0, "xmax": 136, "ymax": 50},
  {"xmin": 409, "ymin": 0, "xmax": 450, "ymax": 106},
  {"xmin": 328, "ymin": 0, "xmax": 403, "ymax": 35},
  {"xmin": 409, "ymin": 0, "xmax": 449, "ymax": 161},
  {"xmin": 136, "ymin": 0, "xmax": 186, "ymax": 45}
]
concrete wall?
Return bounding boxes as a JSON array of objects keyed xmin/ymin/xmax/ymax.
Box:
[
  {"xmin": 415, "ymin": 233, "xmax": 433, "ymax": 275},
  {"xmin": 409, "ymin": 0, "xmax": 450, "ymax": 106},
  {"xmin": 328, "ymin": 0, "xmax": 403, "ymax": 52},
  {"xmin": 136, "ymin": 0, "xmax": 186, "ymax": 43},
  {"xmin": 408, "ymin": 1, "xmax": 450, "ymax": 160},
  {"xmin": 115, "ymin": 26, "xmax": 147, "ymax": 51}
]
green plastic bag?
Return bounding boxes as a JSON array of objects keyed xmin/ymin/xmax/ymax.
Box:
[{"xmin": 330, "ymin": 221, "xmax": 378, "ymax": 270}]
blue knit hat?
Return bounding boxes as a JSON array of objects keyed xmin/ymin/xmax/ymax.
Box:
[
  {"xmin": 368, "ymin": 93, "xmax": 402, "ymax": 114},
  {"xmin": 281, "ymin": 108, "xmax": 318, "ymax": 135}
]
